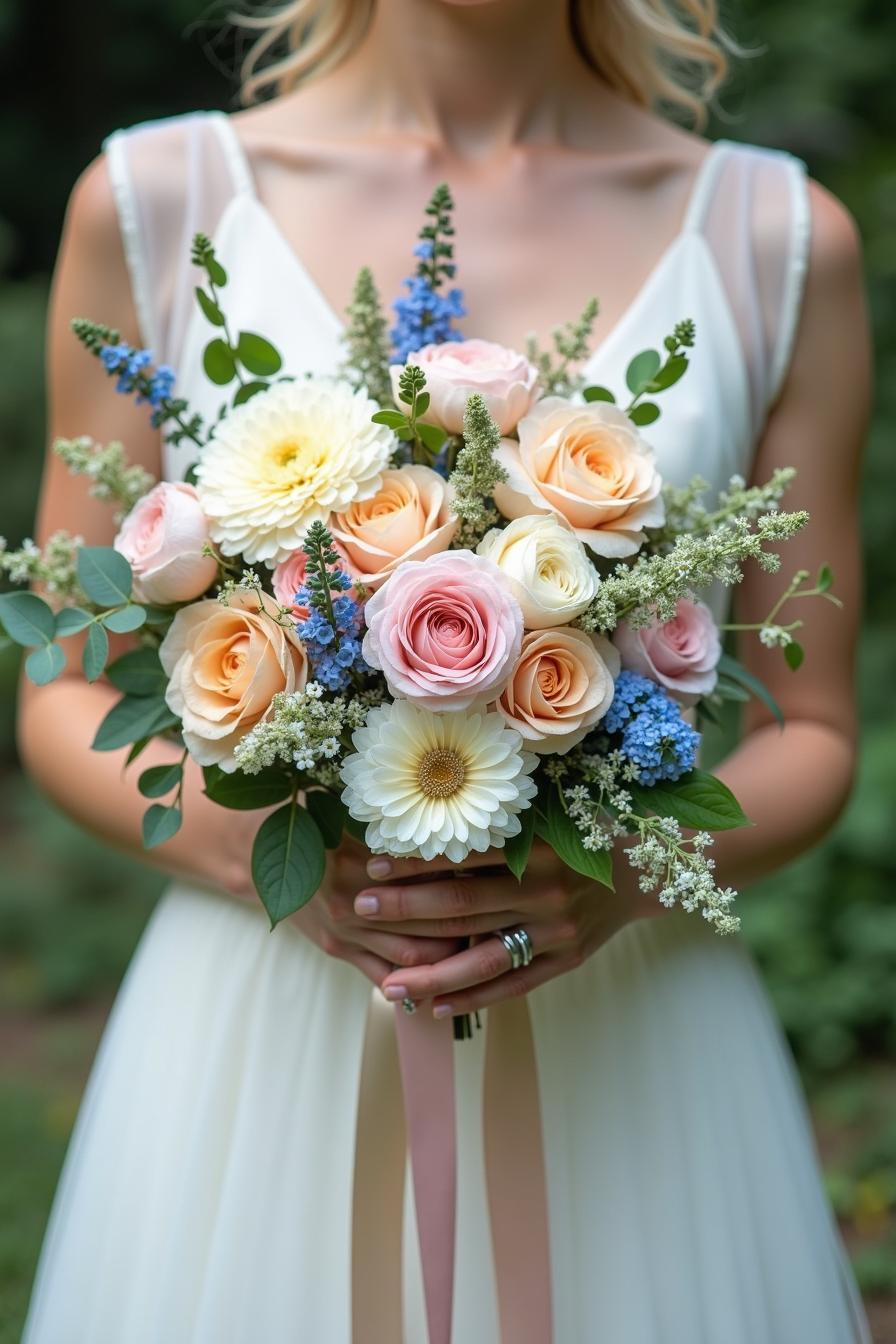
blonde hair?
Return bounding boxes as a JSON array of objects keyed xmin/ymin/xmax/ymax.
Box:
[{"xmin": 232, "ymin": 0, "xmax": 731, "ymax": 128}]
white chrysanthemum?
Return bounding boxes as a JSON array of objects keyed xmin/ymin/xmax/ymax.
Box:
[
  {"xmin": 195, "ymin": 377, "xmax": 394, "ymax": 566},
  {"xmin": 340, "ymin": 699, "xmax": 538, "ymax": 863}
]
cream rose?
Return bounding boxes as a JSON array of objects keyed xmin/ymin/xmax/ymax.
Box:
[
  {"xmin": 493, "ymin": 397, "xmax": 665, "ymax": 557},
  {"xmin": 329, "ymin": 465, "xmax": 457, "ymax": 590},
  {"xmin": 159, "ymin": 589, "xmax": 307, "ymax": 771},
  {"xmin": 497, "ymin": 628, "xmax": 620, "ymax": 754},
  {"xmin": 477, "ymin": 514, "xmax": 599, "ymax": 629},
  {"xmin": 113, "ymin": 481, "xmax": 218, "ymax": 605},
  {"xmin": 390, "ymin": 339, "xmax": 540, "ymax": 435}
]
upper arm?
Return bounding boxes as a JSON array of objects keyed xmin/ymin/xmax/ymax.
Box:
[
  {"xmin": 737, "ymin": 179, "xmax": 870, "ymax": 748},
  {"xmin": 37, "ymin": 151, "xmax": 162, "ymax": 552}
]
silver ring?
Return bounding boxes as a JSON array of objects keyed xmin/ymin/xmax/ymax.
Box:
[
  {"xmin": 499, "ymin": 927, "xmax": 534, "ymax": 970},
  {"xmin": 401, "ymin": 997, "xmax": 416, "ymax": 1015}
]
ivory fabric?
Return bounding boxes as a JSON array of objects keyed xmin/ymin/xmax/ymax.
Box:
[{"xmin": 22, "ymin": 112, "xmax": 869, "ymax": 1343}]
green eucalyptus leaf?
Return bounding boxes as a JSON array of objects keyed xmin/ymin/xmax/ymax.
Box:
[
  {"xmin": 194, "ymin": 287, "xmax": 226, "ymax": 327},
  {"xmin": 142, "ymin": 803, "xmax": 183, "ymax": 849},
  {"xmin": 628, "ymin": 768, "xmax": 751, "ymax": 832},
  {"xmin": 648, "ymin": 354, "xmax": 689, "ymax": 392},
  {"xmin": 55, "ymin": 606, "xmax": 94, "ymax": 637},
  {"xmin": 371, "ymin": 410, "xmax": 408, "ymax": 428},
  {"xmin": 306, "ymin": 790, "xmax": 345, "ymax": 849},
  {"xmin": 417, "ymin": 423, "xmax": 447, "ymax": 452},
  {"xmin": 77, "ymin": 546, "xmax": 133, "ymax": 607},
  {"xmin": 106, "ymin": 647, "xmax": 168, "ymax": 697},
  {"xmin": 534, "ymin": 787, "xmax": 614, "ymax": 888},
  {"xmin": 251, "ymin": 801, "xmax": 326, "ymax": 927},
  {"xmin": 202, "ymin": 765, "xmax": 292, "ymax": 810},
  {"xmin": 414, "ymin": 391, "xmax": 431, "ymax": 416},
  {"xmin": 92, "ymin": 694, "xmax": 179, "ymax": 752},
  {"xmin": 82, "ymin": 621, "xmax": 109, "ymax": 683},
  {"xmin": 583, "ymin": 385, "xmax": 616, "ymax": 404},
  {"xmin": 207, "ymin": 257, "xmax": 228, "ymax": 288},
  {"xmin": 25, "ymin": 642, "xmax": 66, "ymax": 685},
  {"xmin": 629, "ymin": 401, "xmax": 660, "ymax": 427},
  {"xmin": 0, "ymin": 591, "xmax": 56, "ymax": 646},
  {"xmin": 236, "ymin": 331, "xmax": 283, "ymax": 377},
  {"xmin": 203, "ymin": 339, "xmax": 237, "ymax": 385},
  {"xmin": 504, "ymin": 804, "xmax": 535, "ymax": 882},
  {"xmin": 125, "ymin": 738, "xmax": 152, "ymax": 767},
  {"xmin": 714, "ymin": 675, "xmax": 751, "ymax": 703},
  {"xmin": 784, "ymin": 640, "xmax": 805, "ymax": 671},
  {"xmin": 101, "ymin": 604, "xmax": 147, "ymax": 633},
  {"xmin": 625, "ymin": 349, "xmax": 661, "ymax": 395},
  {"xmin": 817, "ymin": 563, "xmax": 834, "ymax": 593},
  {"xmin": 233, "ymin": 380, "xmax": 268, "ymax": 407},
  {"xmin": 716, "ymin": 651, "xmax": 784, "ymax": 727},
  {"xmin": 139, "ymin": 762, "xmax": 184, "ymax": 799}
]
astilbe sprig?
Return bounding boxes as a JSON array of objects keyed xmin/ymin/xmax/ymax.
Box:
[
  {"xmin": 448, "ymin": 393, "xmax": 508, "ymax": 548},
  {"xmin": 340, "ymin": 266, "xmax": 392, "ymax": 404},
  {"xmin": 0, "ymin": 531, "xmax": 84, "ymax": 601},
  {"xmin": 53, "ymin": 436, "xmax": 154, "ymax": 519},
  {"xmin": 525, "ymin": 297, "xmax": 600, "ymax": 397}
]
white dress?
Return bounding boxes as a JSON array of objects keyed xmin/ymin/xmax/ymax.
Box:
[{"xmin": 22, "ymin": 111, "xmax": 871, "ymax": 1344}]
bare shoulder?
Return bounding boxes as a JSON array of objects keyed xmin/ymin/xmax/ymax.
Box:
[{"xmin": 805, "ymin": 177, "xmax": 864, "ymax": 290}]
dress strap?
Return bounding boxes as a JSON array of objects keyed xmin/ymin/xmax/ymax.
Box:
[
  {"xmin": 207, "ymin": 111, "xmax": 257, "ymax": 199},
  {"xmin": 104, "ymin": 126, "xmax": 161, "ymax": 355},
  {"xmin": 681, "ymin": 138, "xmax": 733, "ymax": 235}
]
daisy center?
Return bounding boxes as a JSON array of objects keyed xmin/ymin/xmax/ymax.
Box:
[
  {"xmin": 270, "ymin": 437, "xmax": 325, "ymax": 482},
  {"xmin": 417, "ymin": 748, "xmax": 467, "ymax": 799}
]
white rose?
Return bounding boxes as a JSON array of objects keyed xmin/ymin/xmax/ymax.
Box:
[{"xmin": 476, "ymin": 514, "xmax": 599, "ymax": 629}]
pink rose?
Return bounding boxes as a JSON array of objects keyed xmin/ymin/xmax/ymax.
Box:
[
  {"xmin": 497, "ymin": 627, "xmax": 620, "ymax": 754},
  {"xmin": 613, "ymin": 598, "xmax": 721, "ymax": 705},
  {"xmin": 493, "ymin": 397, "xmax": 665, "ymax": 557},
  {"xmin": 272, "ymin": 541, "xmax": 357, "ymax": 619},
  {"xmin": 329, "ymin": 466, "xmax": 457, "ymax": 591},
  {"xmin": 114, "ymin": 481, "xmax": 218, "ymax": 604},
  {"xmin": 391, "ymin": 339, "xmax": 540, "ymax": 436},
  {"xmin": 362, "ymin": 551, "xmax": 523, "ymax": 711}
]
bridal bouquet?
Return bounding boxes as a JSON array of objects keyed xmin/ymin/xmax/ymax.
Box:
[{"xmin": 1, "ymin": 185, "xmax": 837, "ymax": 943}]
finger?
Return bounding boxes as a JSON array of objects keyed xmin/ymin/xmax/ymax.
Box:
[
  {"xmin": 354, "ymin": 875, "xmax": 520, "ymax": 924},
  {"xmin": 430, "ymin": 953, "xmax": 567, "ymax": 1016},
  {"xmin": 365, "ymin": 849, "xmax": 509, "ymax": 883},
  {"xmin": 352, "ymin": 930, "xmax": 466, "ymax": 971},
  {"xmin": 345, "ymin": 948, "xmax": 395, "ymax": 988},
  {"xmin": 364, "ymin": 910, "xmax": 526, "ymax": 940},
  {"xmin": 380, "ymin": 927, "xmax": 546, "ymax": 1002}
]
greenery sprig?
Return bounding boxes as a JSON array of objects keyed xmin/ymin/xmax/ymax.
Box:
[
  {"xmin": 448, "ymin": 393, "xmax": 508, "ymax": 548},
  {"xmin": 584, "ymin": 318, "xmax": 696, "ymax": 427},
  {"xmin": 526, "ymin": 297, "xmax": 600, "ymax": 398},
  {"xmin": 371, "ymin": 364, "xmax": 446, "ymax": 465},
  {"xmin": 340, "ymin": 265, "xmax": 392, "ymax": 404},
  {"xmin": 191, "ymin": 232, "xmax": 284, "ymax": 408}
]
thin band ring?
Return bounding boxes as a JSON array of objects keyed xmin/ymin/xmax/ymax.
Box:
[{"xmin": 499, "ymin": 927, "xmax": 534, "ymax": 971}]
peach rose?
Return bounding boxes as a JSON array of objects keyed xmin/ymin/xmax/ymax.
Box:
[
  {"xmin": 391, "ymin": 339, "xmax": 541, "ymax": 435},
  {"xmin": 114, "ymin": 481, "xmax": 218, "ymax": 604},
  {"xmin": 493, "ymin": 397, "xmax": 665, "ymax": 557},
  {"xmin": 497, "ymin": 627, "xmax": 620, "ymax": 754},
  {"xmin": 159, "ymin": 589, "xmax": 307, "ymax": 771},
  {"xmin": 329, "ymin": 466, "xmax": 457, "ymax": 591},
  {"xmin": 613, "ymin": 598, "xmax": 720, "ymax": 705},
  {"xmin": 271, "ymin": 541, "xmax": 357, "ymax": 619}
]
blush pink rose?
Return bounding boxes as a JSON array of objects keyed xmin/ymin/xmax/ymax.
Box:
[
  {"xmin": 497, "ymin": 628, "xmax": 620, "ymax": 754},
  {"xmin": 271, "ymin": 541, "xmax": 357, "ymax": 619},
  {"xmin": 329, "ymin": 466, "xmax": 457, "ymax": 591},
  {"xmin": 362, "ymin": 551, "xmax": 523, "ymax": 711},
  {"xmin": 114, "ymin": 481, "xmax": 218, "ymax": 604},
  {"xmin": 493, "ymin": 397, "xmax": 665, "ymax": 557},
  {"xmin": 613, "ymin": 598, "xmax": 721, "ymax": 705},
  {"xmin": 391, "ymin": 339, "xmax": 541, "ymax": 436}
]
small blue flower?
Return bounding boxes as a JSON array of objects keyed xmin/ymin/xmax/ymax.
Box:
[{"xmin": 605, "ymin": 670, "xmax": 699, "ymax": 785}]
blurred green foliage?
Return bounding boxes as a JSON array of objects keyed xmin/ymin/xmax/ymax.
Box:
[{"xmin": 0, "ymin": 0, "xmax": 894, "ymax": 1333}]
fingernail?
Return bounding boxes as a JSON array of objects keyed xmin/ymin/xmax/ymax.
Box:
[
  {"xmin": 433, "ymin": 1004, "xmax": 453, "ymax": 1019},
  {"xmin": 354, "ymin": 895, "xmax": 379, "ymax": 915},
  {"xmin": 367, "ymin": 857, "xmax": 392, "ymax": 879},
  {"xmin": 384, "ymin": 984, "xmax": 408, "ymax": 1002}
]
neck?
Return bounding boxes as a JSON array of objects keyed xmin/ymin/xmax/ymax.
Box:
[{"xmin": 315, "ymin": 0, "xmax": 603, "ymax": 157}]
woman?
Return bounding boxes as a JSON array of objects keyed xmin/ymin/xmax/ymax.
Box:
[{"xmin": 20, "ymin": 0, "xmax": 871, "ymax": 1340}]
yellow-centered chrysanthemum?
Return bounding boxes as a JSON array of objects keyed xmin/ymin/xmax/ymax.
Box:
[
  {"xmin": 195, "ymin": 377, "xmax": 394, "ymax": 566},
  {"xmin": 340, "ymin": 699, "xmax": 538, "ymax": 863}
]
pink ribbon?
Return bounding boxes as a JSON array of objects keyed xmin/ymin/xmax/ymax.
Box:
[{"xmin": 393, "ymin": 1005, "xmax": 457, "ymax": 1344}]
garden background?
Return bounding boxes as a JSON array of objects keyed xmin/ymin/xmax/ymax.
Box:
[{"xmin": 0, "ymin": 0, "xmax": 894, "ymax": 1338}]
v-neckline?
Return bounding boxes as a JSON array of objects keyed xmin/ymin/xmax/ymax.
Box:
[{"xmin": 209, "ymin": 115, "xmax": 732, "ymax": 373}]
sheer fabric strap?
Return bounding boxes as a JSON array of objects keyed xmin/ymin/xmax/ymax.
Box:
[
  {"xmin": 102, "ymin": 110, "xmax": 255, "ymax": 368},
  {"xmin": 685, "ymin": 139, "xmax": 812, "ymax": 434}
]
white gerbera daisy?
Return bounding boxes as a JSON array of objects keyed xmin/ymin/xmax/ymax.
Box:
[
  {"xmin": 195, "ymin": 377, "xmax": 394, "ymax": 566},
  {"xmin": 340, "ymin": 699, "xmax": 538, "ymax": 863}
]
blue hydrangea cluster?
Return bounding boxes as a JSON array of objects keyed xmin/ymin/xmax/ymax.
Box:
[
  {"xmin": 604, "ymin": 671, "xmax": 699, "ymax": 785},
  {"xmin": 390, "ymin": 266, "xmax": 466, "ymax": 363},
  {"xmin": 100, "ymin": 342, "xmax": 176, "ymax": 423},
  {"xmin": 294, "ymin": 572, "xmax": 367, "ymax": 691}
]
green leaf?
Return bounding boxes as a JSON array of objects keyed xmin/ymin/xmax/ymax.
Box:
[
  {"xmin": 236, "ymin": 331, "xmax": 283, "ymax": 377},
  {"xmin": 142, "ymin": 804, "xmax": 183, "ymax": 849},
  {"xmin": 141, "ymin": 605, "xmax": 172, "ymax": 627},
  {"xmin": 784, "ymin": 640, "xmax": 805, "ymax": 671},
  {"xmin": 77, "ymin": 546, "xmax": 132, "ymax": 607},
  {"xmin": 82, "ymin": 621, "xmax": 109, "ymax": 682},
  {"xmin": 251, "ymin": 801, "xmax": 326, "ymax": 927},
  {"xmin": 583, "ymin": 385, "xmax": 616, "ymax": 404},
  {"xmin": 101, "ymin": 604, "xmax": 147, "ymax": 633},
  {"xmin": 716, "ymin": 651, "xmax": 784, "ymax": 727},
  {"xmin": 0, "ymin": 591, "xmax": 56, "ymax": 646},
  {"xmin": 417, "ymin": 423, "xmax": 447, "ymax": 452},
  {"xmin": 625, "ymin": 349, "xmax": 661, "ymax": 395},
  {"xmin": 306, "ymin": 790, "xmax": 344, "ymax": 849},
  {"xmin": 534, "ymin": 787, "xmax": 614, "ymax": 888},
  {"xmin": 233, "ymin": 380, "xmax": 268, "ymax": 407},
  {"xmin": 202, "ymin": 764, "xmax": 292, "ymax": 810},
  {"xmin": 194, "ymin": 286, "xmax": 226, "ymax": 327},
  {"xmin": 92, "ymin": 695, "xmax": 179, "ymax": 752},
  {"xmin": 628, "ymin": 768, "xmax": 751, "ymax": 832},
  {"xmin": 504, "ymin": 804, "xmax": 535, "ymax": 882},
  {"xmin": 55, "ymin": 606, "xmax": 94, "ymax": 637},
  {"xmin": 207, "ymin": 256, "xmax": 228, "ymax": 288},
  {"xmin": 414, "ymin": 391, "xmax": 431, "ymax": 417},
  {"xmin": 125, "ymin": 738, "xmax": 152, "ymax": 767},
  {"xmin": 25, "ymin": 642, "xmax": 66, "ymax": 685},
  {"xmin": 106, "ymin": 647, "xmax": 167, "ymax": 697},
  {"xmin": 343, "ymin": 812, "xmax": 368, "ymax": 844},
  {"xmin": 372, "ymin": 410, "xmax": 409, "ymax": 429},
  {"xmin": 817, "ymin": 563, "xmax": 834, "ymax": 593},
  {"xmin": 139, "ymin": 762, "xmax": 183, "ymax": 799},
  {"xmin": 714, "ymin": 675, "xmax": 751, "ymax": 703},
  {"xmin": 203, "ymin": 339, "xmax": 237, "ymax": 386},
  {"xmin": 629, "ymin": 401, "xmax": 660, "ymax": 427},
  {"xmin": 648, "ymin": 354, "xmax": 689, "ymax": 392}
]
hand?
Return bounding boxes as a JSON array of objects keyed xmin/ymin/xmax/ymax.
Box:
[{"xmin": 354, "ymin": 841, "xmax": 668, "ymax": 1017}]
